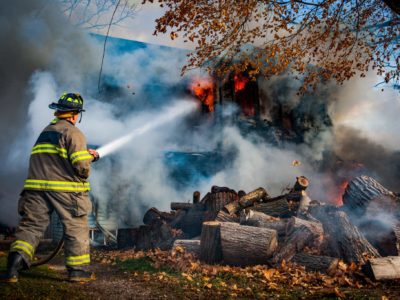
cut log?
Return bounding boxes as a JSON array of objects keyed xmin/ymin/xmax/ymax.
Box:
[
  {"xmin": 204, "ymin": 192, "xmax": 238, "ymax": 212},
  {"xmin": 200, "ymin": 221, "xmax": 222, "ymax": 264},
  {"xmin": 240, "ymin": 210, "xmax": 287, "ymax": 236},
  {"xmin": 239, "ymin": 187, "xmax": 268, "ymax": 208},
  {"xmin": 219, "ymin": 222, "xmax": 278, "ymax": 266},
  {"xmin": 362, "ymin": 256, "xmax": 400, "ymax": 280},
  {"xmin": 286, "ymin": 217, "xmax": 323, "ymax": 239},
  {"xmin": 343, "ymin": 175, "xmax": 398, "ymax": 217},
  {"xmin": 222, "ymin": 201, "xmax": 240, "ymax": 215},
  {"xmin": 292, "ymin": 253, "xmax": 339, "ymax": 275},
  {"xmin": 238, "ymin": 190, "xmax": 246, "ymax": 198},
  {"xmin": 135, "ymin": 221, "xmax": 175, "ymax": 251},
  {"xmin": 211, "ymin": 186, "xmax": 236, "ymax": 194},
  {"xmin": 215, "ymin": 210, "xmax": 240, "ymax": 223},
  {"xmin": 292, "ymin": 176, "xmax": 309, "ymax": 192},
  {"xmin": 117, "ymin": 228, "xmax": 138, "ymax": 249},
  {"xmin": 180, "ymin": 207, "xmax": 216, "ymax": 238},
  {"xmin": 143, "ymin": 207, "xmax": 162, "ymax": 225},
  {"xmin": 251, "ymin": 198, "xmax": 292, "ymax": 218},
  {"xmin": 311, "ymin": 206, "xmax": 380, "ymax": 264},
  {"xmin": 193, "ymin": 191, "xmax": 201, "ymax": 204},
  {"xmin": 272, "ymin": 217, "xmax": 323, "ymax": 264},
  {"xmin": 171, "ymin": 202, "xmax": 193, "ymax": 211},
  {"xmin": 173, "ymin": 239, "xmax": 200, "ymax": 256}
]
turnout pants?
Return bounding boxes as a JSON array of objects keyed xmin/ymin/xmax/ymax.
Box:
[{"xmin": 10, "ymin": 190, "xmax": 92, "ymax": 271}]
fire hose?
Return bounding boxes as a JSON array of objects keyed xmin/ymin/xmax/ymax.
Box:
[{"xmin": 31, "ymin": 238, "xmax": 64, "ymax": 267}]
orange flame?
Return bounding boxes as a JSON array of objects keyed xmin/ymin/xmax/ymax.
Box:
[
  {"xmin": 234, "ymin": 74, "xmax": 249, "ymax": 92},
  {"xmin": 334, "ymin": 180, "xmax": 349, "ymax": 206},
  {"xmin": 189, "ymin": 76, "xmax": 214, "ymax": 112}
]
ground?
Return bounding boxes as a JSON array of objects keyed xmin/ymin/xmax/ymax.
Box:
[{"xmin": 1, "ymin": 249, "xmax": 400, "ymax": 299}]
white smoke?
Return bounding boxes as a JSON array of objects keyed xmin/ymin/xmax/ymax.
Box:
[{"xmin": 1, "ymin": 0, "xmax": 399, "ymax": 230}]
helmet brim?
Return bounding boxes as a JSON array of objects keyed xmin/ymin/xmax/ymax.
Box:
[{"xmin": 48, "ymin": 103, "xmax": 85, "ymax": 112}]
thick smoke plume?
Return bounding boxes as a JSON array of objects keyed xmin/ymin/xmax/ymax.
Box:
[{"xmin": 0, "ymin": 1, "xmax": 399, "ymax": 230}]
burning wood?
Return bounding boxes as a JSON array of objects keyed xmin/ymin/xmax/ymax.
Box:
[{"xmin": 121, "ymin": 175, "xmax": 400, "ymax": 281}]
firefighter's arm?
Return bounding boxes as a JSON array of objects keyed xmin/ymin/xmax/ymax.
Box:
[{"xmin": 66, "ymin": 128, "xmax": 93, "ymax": 179}]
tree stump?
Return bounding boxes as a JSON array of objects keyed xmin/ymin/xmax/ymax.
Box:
[
  {"xmin": 200, "ymin": 221, "xmax": 223, "ymax": 264},
  {"xmin": 173, "ymin": 239, "xmax": 201, "ymax": 256},
  {"xmin": 117, "ymin": 228, "xmax": 138, "ymax": 249},
  {"xmin": 219, "ymin": 222, "xmax": 278, "ymax": 266},
  {"xmin": 240, "ymin": 210, "xmax": 287, "ymax": 236},
  {"xmin": 239, "ymin": 187, "xmax": 268, "ymax": 208},
  {"xmin": 292, "ymin": 253, "xmax": 339, "ymax": 274}
]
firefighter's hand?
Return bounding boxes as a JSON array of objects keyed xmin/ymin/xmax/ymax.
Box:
[{"xmin": 88, "ymin": 149, "xmax": 100, "ymax": 162}]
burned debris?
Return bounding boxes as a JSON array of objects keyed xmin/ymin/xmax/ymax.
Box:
[{"xmin": 117, "ymin": 175, "xmax": 400, "ymax": 281}]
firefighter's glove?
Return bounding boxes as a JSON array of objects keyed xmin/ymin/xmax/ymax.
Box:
[{"xmin": 88, "ymin": 149, "xmax": 100, "ymax": 162}]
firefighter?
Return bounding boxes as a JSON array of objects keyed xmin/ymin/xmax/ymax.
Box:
[{"xmin": 1, "ymin": 92, "xmax": 99, "ymax": 283}]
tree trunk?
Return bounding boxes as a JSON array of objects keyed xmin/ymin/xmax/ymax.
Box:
[
  {"xmin": 359, "ymin": 221, "xmax": 400, "ymax": 256},
  {"xmin": 292, "ymin": 253, "xmax": 339, "ymax": 275},
  {"xmin": 343, "ymin": 175, "xmax": 397, "ymax": 217},
  {"xmin": 363, "ymin": 256, "xmax": 400, "ymax": 280},
  {"xmin": 215, "ymin": 210, "xmax": 240, "ymax": 223},
  {"xmin": 251, "ymin": 198, "xmax": 292, "ymax": 217},
  {"xmin": 219, "ymin": 222, "xmax": 278, "ymax": 266},
  {"xmin": 143, "ymin": 207, "xmax": 162, "ymax": 225},
  {"xmin": 311, "ymin": 206, "xmax": 380, "ymax": 264},
  {"xmin": 180, "ymin": 209, "xmax": 216, "ymax": 238},
  {"xmin": 200, "ymin": 221, "xmax": 223, "ymax": 264},
  {"xmin": 173, "ymin": 239, "xmax": 200, "ymax": 256},
  {"xmin": 240, "ymin": 210, "xmax": 287, "ymax": 236},
  {"xmin": 239, "ymin": 187, "xmax": 268, "ymax": 208}
]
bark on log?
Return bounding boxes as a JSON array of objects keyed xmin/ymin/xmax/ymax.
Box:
[
  {"xmin": 362, "ymin": 256, "xmax": 400, "ymax": 280},
  {"xmin": 251, "ymin": 198, "xmax": 292, "ymax": 218},
  {"xmin": 211, "ymin": 186, "xmax": 236, "ymax": 194},
  {"xmin": 204, "ymin": 192, "xmax": 238, "ymax": 212},
  {"xmin": 171, "ymin": 202, "xmax": 193, "ymax": 211},
  {"xmin": 311, "ymin": 206, "xmax": 380, "ymax": 264},
  {"xmin": 219, "ymin": 222, "xmax": 278, "ymax": 266},
  {"xmin": 173, "ymin": 239, "xmax": 200, "ymax": 256},
  {"xmin": 222, "ymin": 201, "xmax": 241, "ymax": 215},
  {"xmin": 286, "ymin": 217, "xmax": 323, "ymax": 239},
  {"xmin": 238, "ymin": 190, "xmax": 246, "ymax": 198},
  {"xmin": 240, "ymin": 210, "xmax": 287, "ymax": 236},
  {"xmin": 180, "ymin": 207, "xmax": 216, "ymax": 238},
  {"xmin": 239, "ymin": 187, "xmax": 268, "ymax": 208},
  {"xmin": 135, "ymin": 221, "xmax": 175, "ymax": 251},
  {"xmin": 292, "ymin": 253, "xmax": 339, "ymax": 275},
  {"xmin": 272, "ymin": 218, "xmax": 323, "ymax": 264},
  {"xmin": 343, "ymin": 175, "xmax": 398, "ymax": 217},
  {"xmin": 215, "ymin": 210, "xmax": 240, "ymax": 223},
  {"xmin": 200, "ymin": 221, "xmax": 223, "ymax": 264}
]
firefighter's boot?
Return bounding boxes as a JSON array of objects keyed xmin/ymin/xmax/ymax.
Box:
[
  {"xmin": 68, "ymin": 269, "xmax": 96, "ymax": 282},
  {"xmin": 0, "ymin": 252, "xmax": 26, "ymax": 283}
]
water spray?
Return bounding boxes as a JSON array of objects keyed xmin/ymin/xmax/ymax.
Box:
[{"xmin": 96, "ymin": 100, "xmax": 197, "ymax": 158}]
